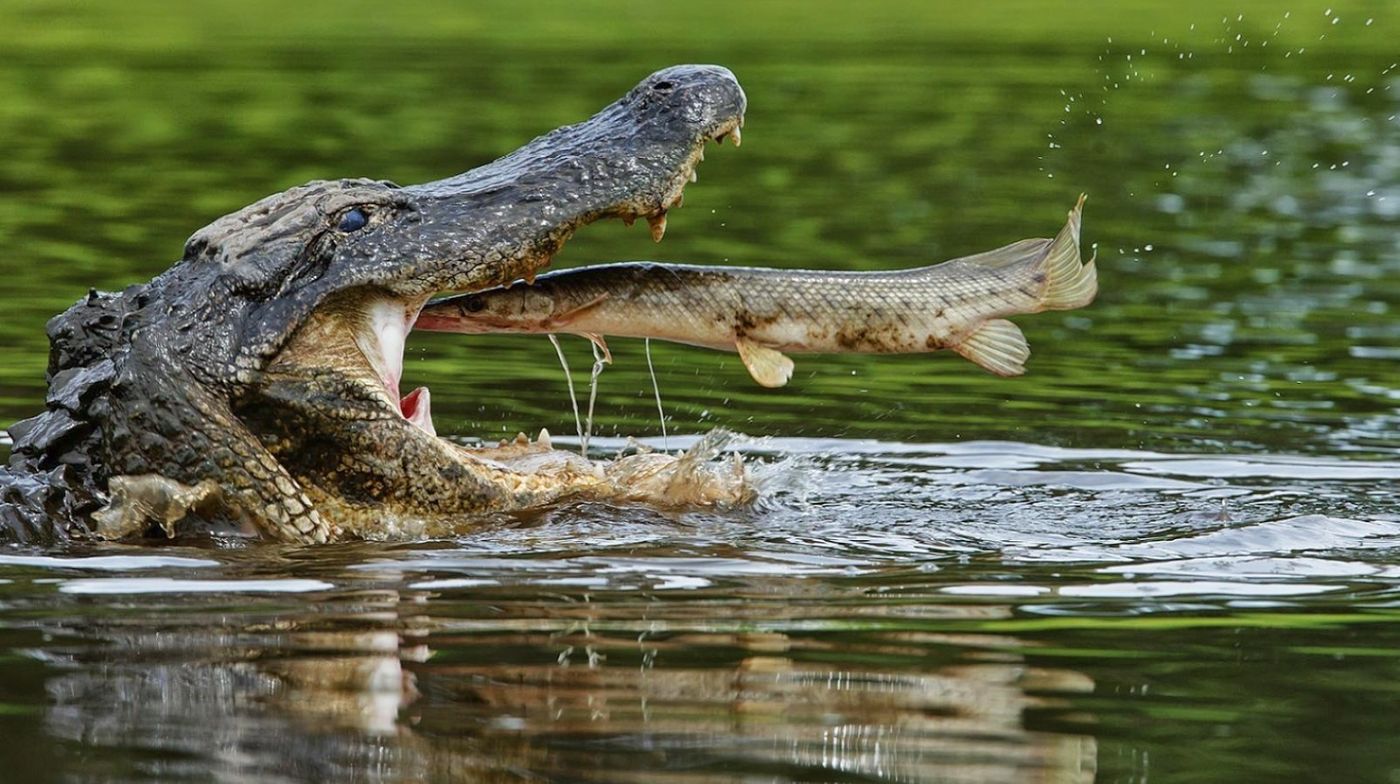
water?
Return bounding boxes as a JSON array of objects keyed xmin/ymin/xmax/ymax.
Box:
[{"xmin": 1, "ymin": 0, "xmax": 1398, "ymax": 781}]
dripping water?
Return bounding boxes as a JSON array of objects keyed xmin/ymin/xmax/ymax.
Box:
[
  {"xmin": 548, "ymin": 333, "xmax": 587, "ymax": 457},
  {"xmin": 646, "ymin": 337, "xmax": 668, "ymax": 450}
]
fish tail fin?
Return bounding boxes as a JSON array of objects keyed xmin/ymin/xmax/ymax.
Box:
[
  {"xmin": 1037, "ymin": 194, "xmax": 1098, "ymax": 311},
  {"xmin": 954, "ymin": 318, "xmax": 1030, "ymax": 377}
]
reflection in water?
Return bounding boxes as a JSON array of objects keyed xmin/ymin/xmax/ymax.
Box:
[{"xmin": 27, "ymin": 573, "xmax": 1096, "ymax": 782}]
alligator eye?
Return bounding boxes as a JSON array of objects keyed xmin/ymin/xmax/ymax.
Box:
[
  {"xmin": 462, "ymin": 296, "xmax": 486, "ymax": 314},
  {"xmin": 337, "ymin": 208, "xmax": 368, "ymax": 232}
]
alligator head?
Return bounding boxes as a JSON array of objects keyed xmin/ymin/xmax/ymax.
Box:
[{"xmin": 2, "ymin": 65, "xmax": 746, "ymax": 543}]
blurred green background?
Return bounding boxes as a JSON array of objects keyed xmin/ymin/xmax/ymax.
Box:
[{"xmin": 0, "ymin": 0, "xmax": 1396, "ymax": 454}]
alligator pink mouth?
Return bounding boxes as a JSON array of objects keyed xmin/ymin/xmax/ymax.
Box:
[{"xmin": 399, "ymin": 386, "xmax": 435, "ymax": 436}]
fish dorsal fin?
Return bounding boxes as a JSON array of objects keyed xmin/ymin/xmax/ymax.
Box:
[
  {"xmin": 548, "ymin": 293, "xmax": 611, "ymax": 328},
  {"xmin": 953, "ymin": 319, "xmax": 1029, "ymax": 377},
  {"xmin": 735, "ymin": 337, "xmax": 794, "ymax": 388},
  {"xmin": 950, "ymin": 237, "xmax": 1053, "ymax": 270}
]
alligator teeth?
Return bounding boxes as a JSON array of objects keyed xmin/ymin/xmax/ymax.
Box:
[
  {"xmin": 648, "ymin": 212, "xmax": 668, "ymax": 242},
  {"xmin": 537, "ymin": 428, "xmax": 552, "ymax": 449},
  {"xmin": 522, "ymin": 270, "xmax": 536, "ymax": 285},
  {"xmin": 698, "ymin": 148, "xmax": 705, "ymax": 162},
  {"xmin": 730, "ymin": 126, "xmax": 742, "ymax": 147},
  {"xmin": 689, "ymin": 170, "xmax": 698, "ymax": 183}
]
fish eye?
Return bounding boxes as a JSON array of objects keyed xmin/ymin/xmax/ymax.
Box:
[
  {"xmin": 337, "ymin": 208, "xmax": 369, "ymax": 233},
  {"xmin": 462, "ymin": 296, "xmax": 486, "ymax": 314}
]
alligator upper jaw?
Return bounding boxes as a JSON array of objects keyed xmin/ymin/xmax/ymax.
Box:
[{"xmin": 362, "ymin": 64, "xmax": 747, "ymax": 299}]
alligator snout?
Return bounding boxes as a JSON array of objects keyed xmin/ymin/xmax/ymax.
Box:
[{"xmin": 634, "ymin": 64, "xmax": 747, "ymax": 139}]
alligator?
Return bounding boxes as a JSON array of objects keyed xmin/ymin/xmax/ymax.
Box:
[{"xmin": 0, "ymin": 65, "xmax": 747, "ymax": 544}]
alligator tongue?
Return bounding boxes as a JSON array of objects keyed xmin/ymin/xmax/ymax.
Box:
[{"xmin": 400, "ymin": 387, "xmax": 435, "ymax": 436}]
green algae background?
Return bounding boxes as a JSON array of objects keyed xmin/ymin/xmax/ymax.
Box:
[{"xmin": 0, "ymin": 0, "xmax": 1396, "ymax": 455}]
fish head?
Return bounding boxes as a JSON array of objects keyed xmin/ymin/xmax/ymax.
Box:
[{"xmin": 415, "ymin": 283, "xmax": 559, "ymax": 333}]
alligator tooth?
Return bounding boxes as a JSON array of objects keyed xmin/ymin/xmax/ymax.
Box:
[
  {"xmin": 648, "ymin": 212, "xmax": 668, "ymax": 242},
  {"xmin": 698, "ymin": 148, "xmax": 705, "ymax": 162},
  {"xmin": 522, "ymin": 270, "xmax": 536, "ymax": 284},
  {"xmin": 730, "ymin": 126, "xmax": 742, "ymax": 147},
  {"xmin": 739, "ymin": 114, "xmax": 745, "ymax": 128},
  {"xmin": 668, "ymin": 191, "xmax": 684, "ymax": 209},
  {"xmin": 689, "ymin": 170, "xmax": 698, "ymax": 183},
  {"xmin": 537, "ymin": 428, "xmax": 552, "ymax": 449}
]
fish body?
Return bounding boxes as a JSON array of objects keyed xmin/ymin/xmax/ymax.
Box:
[{"xmin": 417, "ymin": 197, "xmax": 1097, "ymax": 386}]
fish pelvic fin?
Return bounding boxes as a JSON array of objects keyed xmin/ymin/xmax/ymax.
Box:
[
  {"xmin": 954, "ymin": 319, "xmax": 1029, "ymax": 377},
  {"xmin": 1037, "ymin": 194, "xmax": 1098, "ymax": 311},
  {"xmin": 735, "ymin": 337, "xmax": 794, "ymax": 388},
  {"xmin": 582, "ymin": 333, "xmax": 612, "ymax": 364}
]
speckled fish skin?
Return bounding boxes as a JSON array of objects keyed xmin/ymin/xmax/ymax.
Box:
[{"xmin": 419, "ymin": 196, "xmax": 1097, "ymax": 384}]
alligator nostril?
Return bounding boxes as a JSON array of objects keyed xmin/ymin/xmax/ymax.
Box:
[{"xmin": 652, "ymin": 80, "xmax": 675, "ymax": 92}]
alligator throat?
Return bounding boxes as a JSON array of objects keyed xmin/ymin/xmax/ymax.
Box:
[{"xmin": 349, "ymin": 295, "xmax": 435, "ymax": 435}]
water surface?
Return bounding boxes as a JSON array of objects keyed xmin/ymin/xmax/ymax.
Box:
[{"xmin": 1, "ymin": 1, "xmax": 1398, "ymax": 781}]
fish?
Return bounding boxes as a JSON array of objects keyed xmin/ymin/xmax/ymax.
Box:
[{"xmin": 415, "ymin": 196, "xmax": 1098, "ymax": 387}]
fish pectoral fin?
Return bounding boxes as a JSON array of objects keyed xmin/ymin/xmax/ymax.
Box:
[
  {"xmin": 583, "ymin": 333, "xmax": 612, "ymax": 364},
  {"xmin": 953, "ymin": 319, "xmax": 1030, "ymax": 377},
  {"xmin": 735, "ymin": 337, "xmax": 794, "ymax": 388},
  {"xmin": 548, "ymin": 294, "xmax": 612, "ymax": 328}
]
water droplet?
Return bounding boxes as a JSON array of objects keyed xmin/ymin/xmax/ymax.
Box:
[{"xmin": 1145, "ymin": 244, "xmax": 1155, "ymax": 252}]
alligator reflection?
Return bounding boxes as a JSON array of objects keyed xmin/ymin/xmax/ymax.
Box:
[{"xmin": 29, "ymin": 581, "xmax": 1096, "ymax": 782}]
